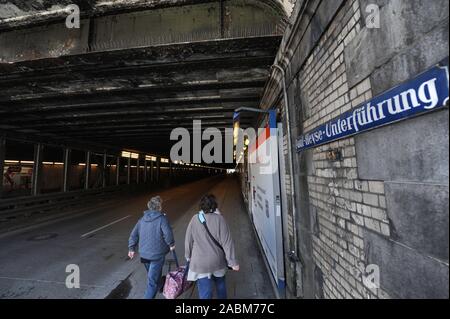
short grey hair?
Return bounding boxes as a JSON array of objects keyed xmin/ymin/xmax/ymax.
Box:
[{"xmin": 148, "ymin": 196, "xmax": 162, "ymax": 211}]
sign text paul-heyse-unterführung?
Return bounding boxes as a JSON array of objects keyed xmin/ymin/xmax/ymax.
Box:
[{"xmin": 297, "ymin": 62, "xmax": 449, "ymax": 152}]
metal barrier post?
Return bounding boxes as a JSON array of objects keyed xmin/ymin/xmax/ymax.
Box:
[
  {"xmin": 32, "ymin": 143, "xmax": 44, "ymax": 196},
  {"xmin": 63, "ymin": 148, "xmax": 71, "ymax": 192},
  {"xmin": 84, "ymin": 151, "xmax": 91, "ymax": 190}
]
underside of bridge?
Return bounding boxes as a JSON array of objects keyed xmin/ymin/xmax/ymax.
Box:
[
  {"xmin": 0, "ymin": 0, "xmax": 287, "ymax": 155},
  {"xmin": 1, "ymin": 0, "xmax": 449, "ymax": 303}
]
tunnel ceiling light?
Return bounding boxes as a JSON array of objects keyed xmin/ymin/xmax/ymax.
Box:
[
  {"xmin": 4, "ymin": 160, "xmax": 35, "ymax": 164},
  {"xmin": 5, "ymin": 160, "xmax": 20, "ymax": 164},
  {"xmin": 121, "ymin": 151, "xmax": 131, "ymax": 158},
  {"xmin": 130, "ymin": 153, "xmax": 139, "ymax": 159},
  {"xmin": 145, "ymin": 155, "xmax": 157, "ymax": 161},
  {"xmin": 43, "ymin": 162, "xmax": 64, "ymax": 165}
]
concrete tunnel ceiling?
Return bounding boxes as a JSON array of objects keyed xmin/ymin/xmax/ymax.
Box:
[
  {"xmin": 0, "ymin": 0, "xmax": 289, "ymax": 157},
  {"xmin": 0, "ymin": 1, "xmax": 295, "ymax": 29}
]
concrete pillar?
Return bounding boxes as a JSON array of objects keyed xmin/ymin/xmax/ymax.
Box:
[
  {"xmin": 0, "ymin": 136, "xmax": 5, "ymax": 196},
  {"xmin": 127, "ymin": 156, "xmax": 131, "ymax": 185},
  {"xmin": 63, "ymin": 148, "xmax": 70, "ymax": 192},
  {"xmin": 136, "ymin": 156, "xmax": 140, "ymax": 184},
  {"xmin": 150, "ymin": 160, "xmax": 154, "ymax": 183},
  {"xmin": 116, "ymin": 156, "xmax": 120, "ymax": 186},
  {"xmin": 143, "ymin": 159, "xmax": 148, "ymax": 183},
  {"xmin": 156, "ymin": 158, "xmax": 161, "ymax": 182},
  {"xmin": 102, "ymin": 152, "xmax": 107, "ymax": 188},
  {"xmin": 32, "ymin": 143, "xmax": 44, "ymax": 196},
  {"xmin": 84, "ymin": 151, "xmax": 91, "ymax": 190}
]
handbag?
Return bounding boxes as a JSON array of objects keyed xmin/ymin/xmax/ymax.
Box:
[
  {"xmin": 198, "ymin": 212, "xmax": 233, "ymax": 270},
  {"xmin": 162, "ymin": 250, "xmax": 192, "ymax": 299}
]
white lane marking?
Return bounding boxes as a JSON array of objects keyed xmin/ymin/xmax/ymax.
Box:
[
  {"xmin": 81, "ymin": 215, "xmax": 131, "ymax": 238},
  {"xmin": 0, "ymin": 276, "xmax": 105, "ymax": 288}
]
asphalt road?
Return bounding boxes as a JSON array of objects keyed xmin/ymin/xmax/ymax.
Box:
[{"xmin": 0, "ymin": 175, "xmax": 275, "ymax": 299}]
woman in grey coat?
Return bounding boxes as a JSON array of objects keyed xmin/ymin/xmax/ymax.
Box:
[
  {"xmin": 128, "ymin": 196, "xmax": 175, "ymax": 299},
  {"xmin": 185, "ymin": 194, "xmax": 239, "ymax": 299}
]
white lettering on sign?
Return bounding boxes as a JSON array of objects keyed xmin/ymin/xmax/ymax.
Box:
[{"xmin": 297, "ymin": 63, "xmax": 449, "ymax": 152}]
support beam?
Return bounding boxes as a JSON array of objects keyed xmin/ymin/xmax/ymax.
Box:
[
  {"xmin": 136, "ymin": 156, "xmax": 140, "ymax": 184},
  {"xmin": 87, "ymin": 16, "xmax": 96, "ymax": 53},
  {"xmin": 0, "ymin": 136, "xmax": 5, "ymax": 196},
  {"xmin": 127, "ymin": 156, "xmax": 131, "ymax": 185},
  {"xmin": 32, "ymin": 143, "xmax": 44, "ymax": 196},
  {"xmin": 156, "ymin": 158, "xmax": 161, "ymax": 182},
  {"xmin": 144, "ymin": 159, "xmax": 148, "ymax": 183},
  {"xmin": 102, "ymin": 152, "xmax": 107, "ymax": 188},
  {"xmin": 116, "ymin": 156, "xmax": 120, "ymax": 186},
  {"xmin": 220, "ymin": 0, "xmax": 225, "ymax": 38},
  {"xmin": 150, "ymin": 160, "xmax": 154, "ymax": 183},
  {"xmin": 63, "ymin": 148, "xmax": 71, "ymax": 192},
  {"xmin": 85, "ymin": 151, "xmax": 91, "ymax": 190}
]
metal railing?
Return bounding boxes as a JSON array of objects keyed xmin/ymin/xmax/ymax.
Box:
[{"xmin": 0, "ymin": 185, "xmax": 128, "ymax": 223}]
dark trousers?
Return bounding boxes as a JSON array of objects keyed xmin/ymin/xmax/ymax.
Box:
[
  {"xmin": 197, "ymin": 275, "xmax": 227, "ymax": 299},
  {"xmin": 142, "ymin": 257, "xmax": 165, "ymax": 299}
]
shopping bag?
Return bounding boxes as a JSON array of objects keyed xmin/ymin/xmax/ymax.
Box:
[{"xmin": 163, "ymin": 251, "xmax": 192, "ymax": 299}]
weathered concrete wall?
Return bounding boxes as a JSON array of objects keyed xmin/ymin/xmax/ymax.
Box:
[
  {"xmin": 0, "ymin": 19, "xmax": 90, "ymax": 62},
  {"xmin": 347, "ymin": 0, "xmax": 449, "ymax": 299},
  {"xmin": 263, "ymin": 0, "xmax": 449, "ymax": 298},
  {"xmin": 93, "ymin": 3, "xmax": 221, "ymax": 49},
  {"xmin": 0, "ymin": 0, "xmax": 285, "ymax": 62}
]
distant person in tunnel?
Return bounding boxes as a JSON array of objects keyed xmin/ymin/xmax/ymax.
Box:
[
  {"xmin": 185, "ymin": 194, "xmax": 239, "ymax": 299},
  {"xmin": 128, "ymin": 195, "xmax": 175, "ymax": 299},
  {"xmin": 3, "ymin": 166, "xmax": 15, "ymax": 192}
]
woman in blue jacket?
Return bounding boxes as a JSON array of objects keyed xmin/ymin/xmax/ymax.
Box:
[{"xmin": 128, "ymin": 196, "xmax": 175, "ymax": 299}]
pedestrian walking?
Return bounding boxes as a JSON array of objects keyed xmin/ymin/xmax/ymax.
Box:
[
  {"xmin": 185, "ymin": 194, "xmax": 239, "ymax": 299},
  {"xmin": 128, "ymin": 196, "xmax": 175, "ymax": 299}
]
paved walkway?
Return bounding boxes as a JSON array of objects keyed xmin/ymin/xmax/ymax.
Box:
[
  {"xmin": 0, "ymin": 176, "xmax": 274, "ymax": 299},
  {"xmin": 127, "ymin": 176, "xmax": 275, "ymax": 299}
]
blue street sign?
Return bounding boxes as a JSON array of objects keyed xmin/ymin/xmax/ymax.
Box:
[{"xmin": 297, "ymin": 59, "xmax": 449, "ymax": 152}]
